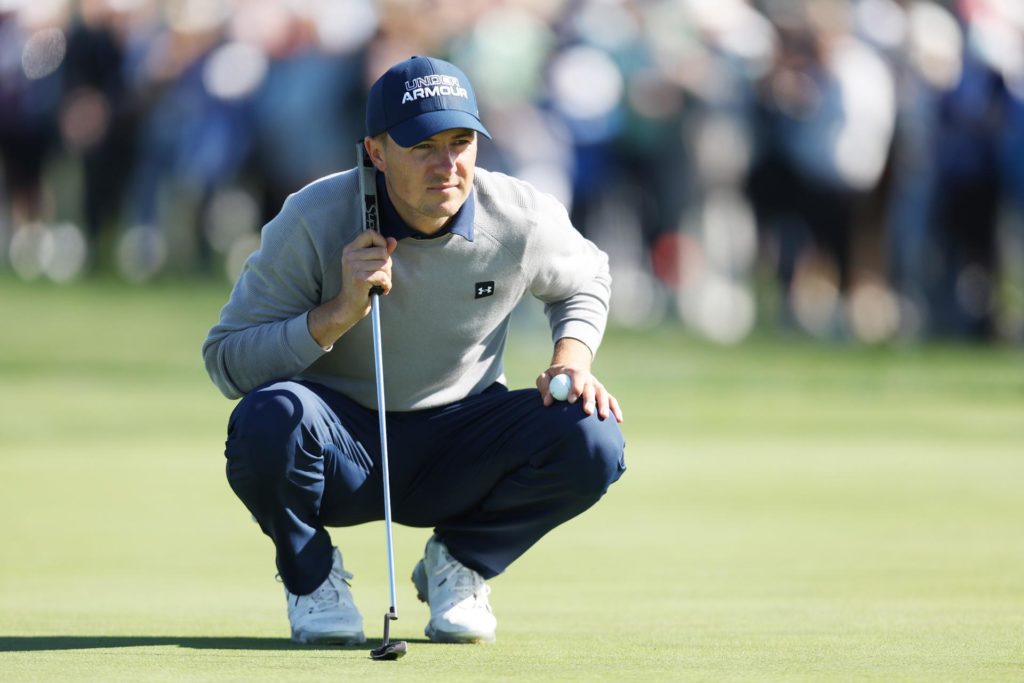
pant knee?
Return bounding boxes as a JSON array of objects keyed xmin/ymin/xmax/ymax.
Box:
[
  {"xmin": 560, "ymin": 413, "xmax": 626, "ymax": 497},
  {"xmin": 225, "ymin": 383, "xmax": 309, "ymax": 482}
]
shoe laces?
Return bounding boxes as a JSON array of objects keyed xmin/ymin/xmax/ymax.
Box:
[
  {"xmin": 432, "ymin": 552, "xmax": 490, "ymax": 605},
  {"xmin": 283, "ymin": 568, "xmax": 355, "ymax": 614}
]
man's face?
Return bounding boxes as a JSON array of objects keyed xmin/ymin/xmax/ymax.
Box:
[{"xmin": 367, "ymin": 128, "xmax": 478, "ymax": 236}]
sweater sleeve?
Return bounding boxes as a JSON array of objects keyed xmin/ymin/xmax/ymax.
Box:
[
  {"xmin": 201, "ymin": 201, "xmax": 330, "ymax": 399},
  {"xmin": 524, "ymin": 191, "xmax": 612, "ymax": 358}
]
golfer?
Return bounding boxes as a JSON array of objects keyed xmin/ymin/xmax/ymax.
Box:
[{"xmin": 203, "ymin": 56, "xmax": 625, "ymax": 645}]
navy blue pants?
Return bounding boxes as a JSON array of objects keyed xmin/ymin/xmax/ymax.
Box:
[{"xmin": 224, "ymin": 381, "xmax": 626, "ymax": 595}]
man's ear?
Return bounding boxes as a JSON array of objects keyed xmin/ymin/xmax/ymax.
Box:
[{"xmin": 364, "ymin": 135, "xmax": 387, "ymax": 173}]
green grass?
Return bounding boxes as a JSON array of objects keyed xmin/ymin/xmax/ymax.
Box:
[{"xmin": 1, "ymin": 276, "xmax": 1022, "ymax": 681}]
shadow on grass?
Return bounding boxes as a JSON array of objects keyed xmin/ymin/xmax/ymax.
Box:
[{"xmin": 0, "ymin": 636, "xmax": 432, "ymax": 653}]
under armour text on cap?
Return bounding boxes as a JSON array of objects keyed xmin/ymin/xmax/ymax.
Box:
[{"xmin": 366, "ymin": 56, "xmax": 491, "ymax": 148}]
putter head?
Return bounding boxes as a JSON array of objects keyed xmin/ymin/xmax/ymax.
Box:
[{"xmin": 370, "ymin": 640, "xmax": 408, "ymax": 660}]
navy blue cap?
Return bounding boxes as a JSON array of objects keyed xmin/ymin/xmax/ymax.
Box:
[{"xmin": 366, "ymin": 56, "xmax": 491, "ymax": 148}]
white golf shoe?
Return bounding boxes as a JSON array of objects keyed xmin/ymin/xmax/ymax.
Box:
[
  {"xmin": 285, "ymin": 547, "xmax": 366, "ymax": 644},
  {"xmin": 411, "ymin": 536, "xmax": 496, "ymax": 643}
]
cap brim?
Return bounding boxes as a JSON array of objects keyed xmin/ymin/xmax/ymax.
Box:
[{"xmin": 388, "ymin": 110, "xmax": 491, "ymax": 148}]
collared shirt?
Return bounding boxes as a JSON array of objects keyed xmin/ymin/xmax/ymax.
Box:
[{"xmin": 376, "ymin": 171, "xmax": 475, "ymax": 242}]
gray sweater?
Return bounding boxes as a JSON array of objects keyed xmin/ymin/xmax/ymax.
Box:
[{"xmin": 202, "ymin": 167, "xmax": 611, "ymax": 410}]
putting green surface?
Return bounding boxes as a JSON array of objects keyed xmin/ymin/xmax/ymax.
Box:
[{"xmin": 1, "ymin": 277, "xmax": 1022, "ymax": 682}]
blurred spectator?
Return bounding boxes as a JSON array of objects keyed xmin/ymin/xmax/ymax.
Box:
[
  {"xmin": 748, "ymin": 1, "xmax": 896, "ymax": 339},
  {"xmin": 124, "ymin": 0, "xmax": 251, "ymax": 277},
  {"xmin": 247, "ymin": 0, "xmax": 369, "ymax": 226},
  {"xmin": 931, "ymin": 44, "xmax": 1007, "ymax": 339},
  {"xmin": 884, "ymin": 0, "xmax": 959, "ymax": 340},
  {"xmin": 59, "ymin": 0, "xmax": 137, "ymax": 265},
  {"xmin": 0, "ymin": 1, "xmax": 65, "ymax": 278},
  {"xmin": 886, "ymin": 0, "xmax": 1024, "ymax": 341}
]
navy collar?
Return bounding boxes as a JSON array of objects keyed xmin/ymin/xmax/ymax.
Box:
[{"xmin": 376, "ymin": 171, "xmax": 475, "ymax": 242}]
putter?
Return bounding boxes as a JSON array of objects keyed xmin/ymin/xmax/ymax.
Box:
[{"xmin": 359, "ymin": 142, "xmax": 408, "ymax": 661}]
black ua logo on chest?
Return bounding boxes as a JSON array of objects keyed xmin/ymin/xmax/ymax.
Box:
[{"xmin": 475, "ymin": 281, "xmax": 495, "ymax": 299}]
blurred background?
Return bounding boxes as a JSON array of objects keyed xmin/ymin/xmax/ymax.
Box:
[{"xmin": 2, "ymin": 0, "xmax": 1023, "ymax": 345}]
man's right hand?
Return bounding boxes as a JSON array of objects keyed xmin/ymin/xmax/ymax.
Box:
[{"xmin": 308, "ymin": 231, "xmax": 398, "ymax": 349}]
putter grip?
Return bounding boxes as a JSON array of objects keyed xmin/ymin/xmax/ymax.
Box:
[{"xmin": 370, "ymin": 285, "xmax": 384, "ymax": 296}]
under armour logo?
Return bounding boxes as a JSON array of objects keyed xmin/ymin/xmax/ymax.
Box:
[{"xmin": 475, "ymin": 281, "xmax": 495, "ymax": 299}]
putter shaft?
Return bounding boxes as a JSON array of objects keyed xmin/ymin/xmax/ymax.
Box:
[
  {"xmin": 370, "ymin": 291, "xmax": 399, "ymax": 619},
  {"xmin": 360, "ymin": 141, "xmax": 406, "ymax": 660}
]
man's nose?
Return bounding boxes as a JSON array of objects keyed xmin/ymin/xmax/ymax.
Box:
[{"xmin": 432, "ymin": 145, "xmax": 458, "ymax": 169}]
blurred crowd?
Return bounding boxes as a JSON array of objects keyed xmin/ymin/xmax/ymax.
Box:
[{"xmin": 2, "ymin": 0, "xmax": 1023, "ymax": 343}]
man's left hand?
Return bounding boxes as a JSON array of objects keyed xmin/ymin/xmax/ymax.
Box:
[{"xmin": 537, "ymin": 338, "xmax": 623, "ymax": 423}]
